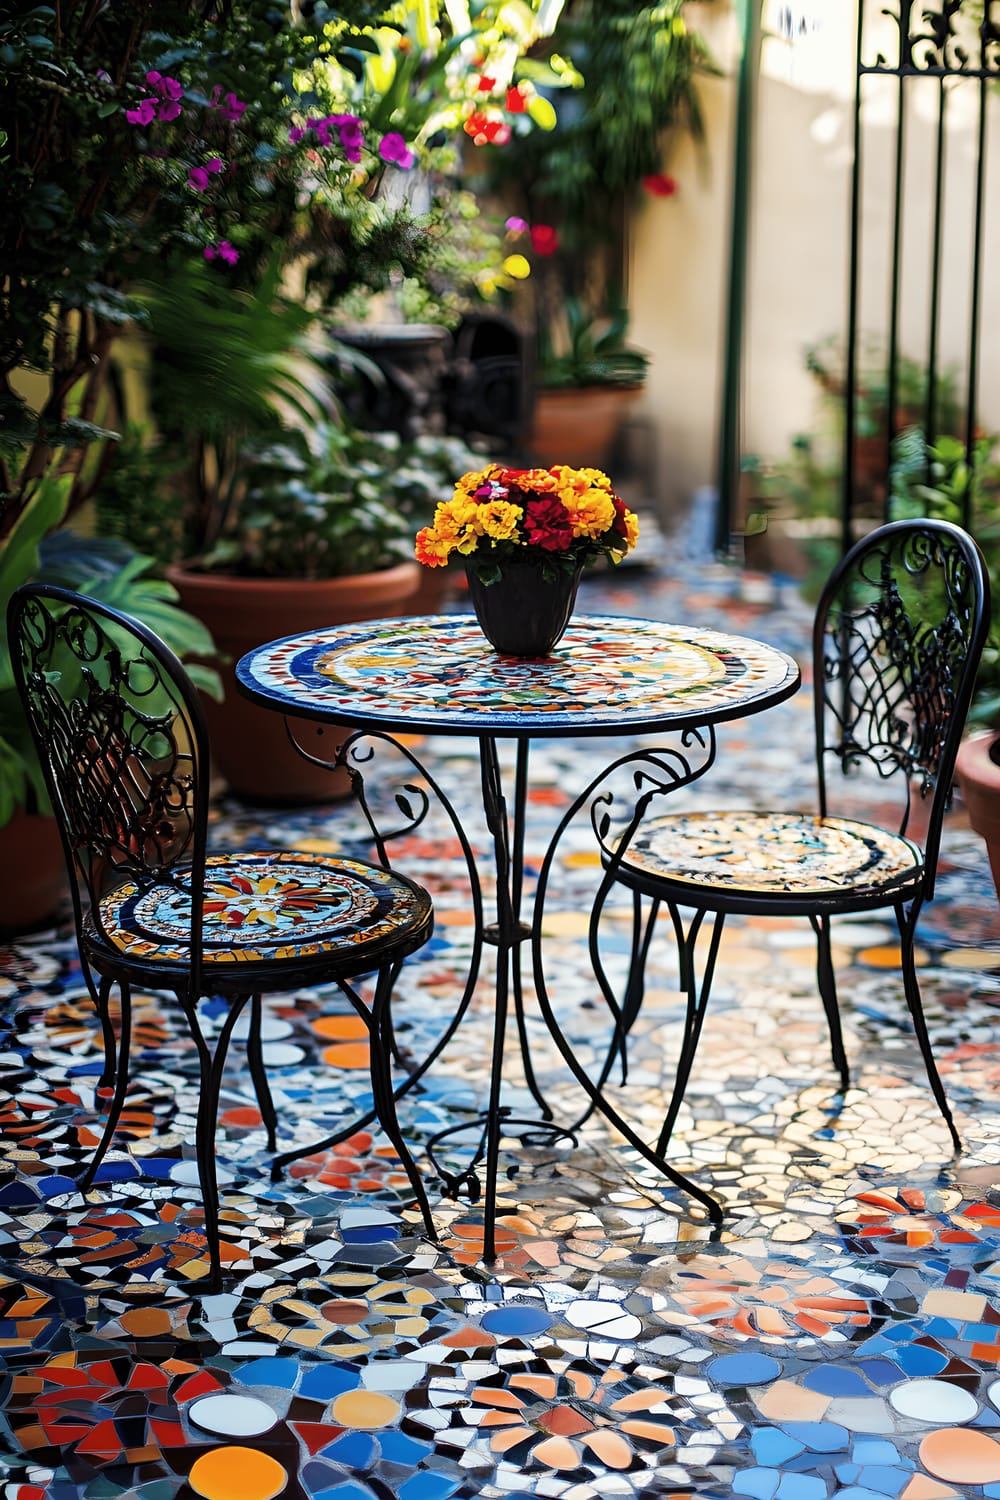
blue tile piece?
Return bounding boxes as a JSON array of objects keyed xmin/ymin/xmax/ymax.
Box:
[
  {"xmin": 965, "ymin": 1321, "xmax": 1000, "ymax": 1341},
  {"xmin": 976, "ymin": 1410, "xmax": 1000, "ymax": 1427},
  {"xmin": 751, "ymin": 1428, "xmax": 804, "ymax": 1465},
  {"xmin": 341, "ymin": 1224, "xmax": 400, "ymax": 1243},
  {"xmin": 378, "ymin": 1432, "xmax": 434, "ymax": 1464},
  {"xmin": 891, "ymin": 1343, "xmax": 947, "ymax": 1376},
  {"xmin": 783, "ymin": 1423, "xmax": 850, "ymax": 1452},
  {"xmin": 732, "ymin": 1469, "xmax": 780, "ymax": 1500},
  {"xmin": 836, "ymin": 1491, "xmax": 895, "ymax": 1500},
  {"xmin": 802, "ymin": 1365, "xmax": 869, "ymax": 1397},
  {"xmin": 36, "ymin": 1175, "xmax": 77, "ymax": 1198},
  {"xmin": 0, "ymin": 1180, "xmax": 41, "ymax": 1207},
  {"xmin": 880, "ymin": 1325, "xmax": 915, "ymax": 1344},
  {"xmin": 776, "ymin": 1477, "xmax": 827, "ymax": 1500},
  {"xmin": 984, "ymin": 1486, "xmax": 1000, "ymax": 1498},
  {"xmin": 92, "ymin": 1158, "xmax": 140, "ymax": 1182},
  {"xmin": 299, "ymin": 1364, "xmax": 360, "ymax": 1400},
  {"xmin": 314, "ymin": 1484, "xmax": 374, "ymax": 1500},
  {"xmin": 707, "ymin": 1352, "xmax": 782, "ymax": 1386},
  {"xmin": 320, "ymin": 1430, "xmax": 377, "ymax": 1466},
  {"xmin": 857, "ymin": 1468, "xmax": 908, "ymax": 1496},
  {"xmin": 851, "ymin": 1441, "xmax": 901, "ymax": 1465},
  {"xmin": 835, "ymin": 1465, "xmax": 860, "ymax": 1483},
  {"xmin": 138, "ymin": 1157, "xmax": 181, "ymax": 1179},
  {"xmin": 480, "ymin": 1305, "xmax": 552, "ymax": 1337},
  {"xmin": 238, "ymin": 1356, "xmax": 300, "ymax": 1388},
  {"xmin": 855, "ymin": 1360, "xmax": 902, "ymax": 1388},
  {"xmin": 398, "ymin": 1476, "xmax": 462, "ymax": 1500}
]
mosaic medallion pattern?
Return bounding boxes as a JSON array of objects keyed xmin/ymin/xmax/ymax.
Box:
[
  {"xmin": 92, "ymin": 851, "xmax": 426, "ymax": 964},
  {"xmin": 4, "ymin": 563, "xmax": 1000, "ymax": 1500},
  {"xmin": 236, "ymin": 613, "xmax": 799, "ymax": 733},
  {"xmin": 619, "ymin": 810, "xmax": 924, "ymax": 895}
]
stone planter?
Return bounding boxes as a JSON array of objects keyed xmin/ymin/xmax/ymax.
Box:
[
  {"xmin": 0, "ymin": 810, "xmax": 68, "ymax": 935},
  {"xmin": 167, "ymin": 563, "xmax": 421, "ymax": 805}
]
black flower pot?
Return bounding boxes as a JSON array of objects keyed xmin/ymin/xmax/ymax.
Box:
[{"xmin": 465, "ymin": 556, "xmax": 584, "ymax": 656}]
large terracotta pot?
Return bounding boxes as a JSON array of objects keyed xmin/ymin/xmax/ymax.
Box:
[
  {"xmin": 528, "ymin": 385, "xmax": 642, "ymax": 469},
  {"xmin": 0, "ymin": 810, "xmax": 68, "ymax": 935},
  {"xmin": 167, "ymin": 563, "xmax": 421, "ymax": 804},
  {"xmin": 955, "ymin": 730, "xmax": 1000, "ymax": 903}
]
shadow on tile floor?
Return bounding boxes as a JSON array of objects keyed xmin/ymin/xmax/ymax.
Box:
[{"xmin": 3, "ymin": 564, "xmax": 1000, "ymax": 1500}]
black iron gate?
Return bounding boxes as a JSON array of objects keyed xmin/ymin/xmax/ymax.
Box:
[{"xmin": 843, "ymin": 0, "xmax": 1000, "ymax": 551}]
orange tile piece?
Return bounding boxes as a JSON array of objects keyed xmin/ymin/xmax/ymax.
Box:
[
  {"xmin": 919, "ymin": 1428, "xmax": 1000, "ymax": 1484},
  {"xmin": 188, "ymin": 1446, "xmax": 287, "ymax": 1500},
  {"xmin": 531, "ymin": 1434, "xmax": 581, "ymax": 1470}
]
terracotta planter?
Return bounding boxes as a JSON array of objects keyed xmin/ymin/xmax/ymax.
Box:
[
  {"xmin": 955, "ymin": 730, "xmax": 1000, "ymax": 903},
  {"xmin": 167, "ymin": 563, "xmax": 421, "ymax": 805},
  {"xmin": 0, "ymin": 810, "xmax": 68, "ymax": 935},
  {"xmin": 528, "ymin": 385, "xmax": 642, "ymax": 469}
]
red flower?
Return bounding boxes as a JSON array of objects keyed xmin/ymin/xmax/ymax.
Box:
[
  {"xmin": 506, "ymin": 85, "xmax": 527, "ymax": 113},
  {"xmin": 612, "ymin": 496, "xmax": 630, "ymax": 536},
  {"xmin": 643, "ymin": 173, "xmax": 678, "ymax": 197},
  {"xmin": 524, "ymin": 497, "xmax": 574, "ymax": 551},
  {"xmin": 530, "ymin": 224, "xmax": 559, "ymax": 256},
  {"xmin": 464, "ymin": 112, "xmax": 510, "ymax": 146},
  {"xmin": 477, "ymin": 74, "xmax": 496, "ymax": 92}
]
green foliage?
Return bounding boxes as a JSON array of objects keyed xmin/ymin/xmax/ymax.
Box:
[
  {"xmin": 195, "ymin": 423, "xmax": 487, "ymax": 579},
  {"xmin": 538, "ymin": 296, "xmax": 649, "ymax": 389},
  {"xmin": 805, "ymin": 336, "xmax": 962, "ymax": 440},
  {"xmin": 888, "ymin": 426, "xmax": 1000, "ymax": 727}
]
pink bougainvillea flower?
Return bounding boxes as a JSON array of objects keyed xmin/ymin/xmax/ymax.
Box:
[
  {"xmin": 643, "ymin": 172, "xmax": 678, "ymax": 197},
  {"xmin": 206, "ymin": 156, "xmax": 224, "ymax": 174},
  {"xmin": 289, "ymin": 125, "xmax": 306, "ymax": 144},
  {"xmin": 506, "ymin": 84, "xmax": 527, "ymax": 113},
  {"xmin": 210, "ymin": 87, "xmax": 246, "ymax": 122},
  {"xmin": 125, "ymin": 98, "xmax": 156, "ymax": 126},
  {"xmin": 158, "ymin": 100, "xmax": 182, "ymax": 120},
  {"xmin": 204, "ymin": 240, "xmax": 239, "ymax": 265},
  {"xmin": 530, "ymin": 224, "xmax": 559, "ymax": 256},
  {"xmin": 187, "ymin": 166, "xmax": 211, "ymax": 191},
  {"xmin": 379, "ymin": 132, "xmax": 415, "ymax": 169},
  {"xmin": 505, "ymin": 216, "xmax": 528, "ymax": 233}
]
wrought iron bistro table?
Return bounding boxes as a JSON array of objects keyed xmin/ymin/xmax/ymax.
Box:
[{"xmin": 236, "ymin": 613, "xmax": 800, "ymax": 1257}]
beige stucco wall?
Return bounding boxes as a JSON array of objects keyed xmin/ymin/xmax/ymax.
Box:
[{"xmin": 631, "ymin": 0, "xmax": 1000, "ymax": 527}]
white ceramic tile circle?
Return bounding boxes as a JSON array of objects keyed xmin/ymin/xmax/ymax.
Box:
[
  {"xmin": 188, "ymin": 1393, "xmax": 280, "ymax": 1437},
  {"xmin": 232, "ymin": 1016, "xmax": 295, "ymax": 1042},
  {"xmin": 889, "ymin": 1378, "xmax": 979, "ymax": 1423},
  {"xmin": 171, "ymin": 1162, "xmax": 236, "ymax": 1187},
  {"xmin": 261, "ymin": 1042, "xmax": 306, "ymax": 1066},
  {"xmin": 565, "ymin": 1299, "xmax": 643, "ymax": 1341}
]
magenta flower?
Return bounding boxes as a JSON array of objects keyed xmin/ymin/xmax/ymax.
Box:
[
  {"xmin": 145, "ymin": 71, "xmax": 183, "ymax": 101},
  {"xmin": 188, "ymin": 166, "xmax": 211, "ymax": 191},
  {"xmin": 157, "ymin": 99, "xmax": 182, "ymax": 121},
  {"xmin": 379, "ymin": 132, "xmax": 415, "ymax": 169},
  {"xmin": 204, "ymin": 240, "xmax": 240, "ymax": 266},
  {"xmin": 218, "ymin": 91, "xmax": 246, "ymax": 122},
  {"xmin": 206, "ymin": 157, "xmax": 224, "ymax": 174},
  {"xmin": 505, "ymin": 216, "xmax": 528, "ymax": 233},
  {"xmin": 289, "ymin": 126, "xmax": 306, "ymax": 144},
  {"xmin": 126, "ymin": 98, "xmax": 156, "ymax": 126}
]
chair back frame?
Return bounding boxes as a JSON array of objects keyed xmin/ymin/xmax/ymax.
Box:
[
  {"xmin": 7, "ymin": 584, "xmax": 212, "ymax": 1001},
  {"xmin": 812, "ymin": 518, "xmax": 990, "ymax": 891}
]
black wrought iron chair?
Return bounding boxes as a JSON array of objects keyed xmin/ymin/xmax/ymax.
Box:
[
  {"xmin": 8, "ymin": 584, "xmax": 436, "ymax": 1290},
  {"xmin": 593, "ymin": 519, "xmax": 990, "ymax": 1156}
]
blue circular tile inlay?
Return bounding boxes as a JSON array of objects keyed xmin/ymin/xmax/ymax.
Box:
[
  {"xmin": 481, "ymin": 1305, "xmax": 552, "ymax": 1337},
  {"xmin": 708, "ymin": 1352, "xmax": 782, "ymax": 1386}
]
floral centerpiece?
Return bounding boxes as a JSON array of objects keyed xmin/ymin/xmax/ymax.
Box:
[{"xmin": 415, "ymin": 463, "xmax": 639, "ymax": 655}]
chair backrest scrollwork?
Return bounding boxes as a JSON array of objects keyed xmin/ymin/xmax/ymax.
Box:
[
  {"xmin": 7, "ymin": 585, "xmax": 211, "ymax": 968},
  {"xmin": 814, "ymin": 518, "xmax": 990, "ymax": 883}
]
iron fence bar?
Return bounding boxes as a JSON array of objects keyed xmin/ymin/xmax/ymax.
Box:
[
  {"xmin": 886, "ymin": 67, "xmax": 907, "ymax": 514},
  {"xmin": 844, "ymin": 0, "xmax": 867, "ymax": 554},
  {"xmin": 965, "ymin": 71, "xmax": 989, "ymax": 526},
  {"xmin": 925, "ymin": 76, "xmax": 948, "ymax": 451}
]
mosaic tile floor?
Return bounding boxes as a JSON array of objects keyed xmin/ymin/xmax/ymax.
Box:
[{"xmin": 4, "ymin": 562, "xmax": 1000, "ymax": 1500}]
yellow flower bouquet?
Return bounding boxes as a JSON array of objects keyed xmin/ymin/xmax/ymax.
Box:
[{"xmin": 414, "ymin": 463, "xmax": 639, "ymax": 586}]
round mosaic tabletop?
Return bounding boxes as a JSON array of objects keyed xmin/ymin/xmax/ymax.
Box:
[{"xmin": 236, "ymin": 614, "xmax": 800, "ymax": 738}]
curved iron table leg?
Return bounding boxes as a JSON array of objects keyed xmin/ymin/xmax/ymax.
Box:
[
  {"xmin": 79, "ymin": 977, "xmax": 131, "ymax": 1194},
  {"xmin": 247, "ymin": 992, "xmax": 279, "ymax": 1152}
]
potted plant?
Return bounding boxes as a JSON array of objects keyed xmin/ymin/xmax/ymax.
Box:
[{"xmin": 888, "ymin": 427, "xmax": 1000, "ymax": 898}]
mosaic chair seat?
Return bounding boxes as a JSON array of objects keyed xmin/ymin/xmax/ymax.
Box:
[
  {"xmin": 597, "ymin": 519, "xmax": 990, "ymax": 1156},
  {"xmin": 7, "ymin": 585, "xmax": 436, "ymax": 1292}
]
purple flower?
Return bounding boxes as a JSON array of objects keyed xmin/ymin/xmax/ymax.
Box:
[
  {"xmin": 505, "ymin": 215, "xmax": 528, "ymax": 233},
  {"xmin": 206, "ymin": 156, "xmax": 224, "ymax": 174},
  {"xmin": 188, "ymin": 166, "xmax": 211, "ymax": 191},
  {"xmin": 218, "ymin": 91, "xmax": 246, "ymax": 123},
  {"xmin": 204, "ymin": 240, "xmax": 239, "ymax": 265},
  {"xmin": 289, "ymin": 126, "xmax": 306, "ymax": 144},
  {"xmin": 157, "ymin": 99, "xmax": 182, "ymax": 121},
  {"xmin": 96, "ymin": 69, "xmax": 112, "ymax": 84},
  {"xmin": 379, "ymin": 132, "xmax": 415, "ymax": 169},
  {"xmin": 313, "ymin": 120, "xmax": 332, "ymax": 147},
  {"xmin": 146, "ymin": 70, "xmax": 183, "ymax": 101},
  {"xmin": 125, "ymin": 98, "xmax": 156, "ymax": 126}
]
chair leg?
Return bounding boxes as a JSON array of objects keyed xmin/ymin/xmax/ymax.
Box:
[
  {"xmin": 185, "ymin": 993, "xmax": 252, "ymax": 1294},
  {"xmin": 895, "ymin": 900, "xmax": 961, "ymax": 1153},
  {"xmin": 810, "ymin": 914, "xmax": 850, "ymax": 1090},
  {"xmin": 94, "ymin": 974, "xmax": 117, "ymax": 1093},
  {"xmin": 246, "ymin": 994, "xmax": 278, "ymax": 1152},
  {"xmin": 367, "ymin": 967, "xmax": 437, "ymax": 1242},
  {"xmin": 657, "ymin": 907, "xmax": 725, "ymax": 1156},
  {"xmin": 79, "ymin": 978, "xmax": 131, "ymax": 1194}
]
